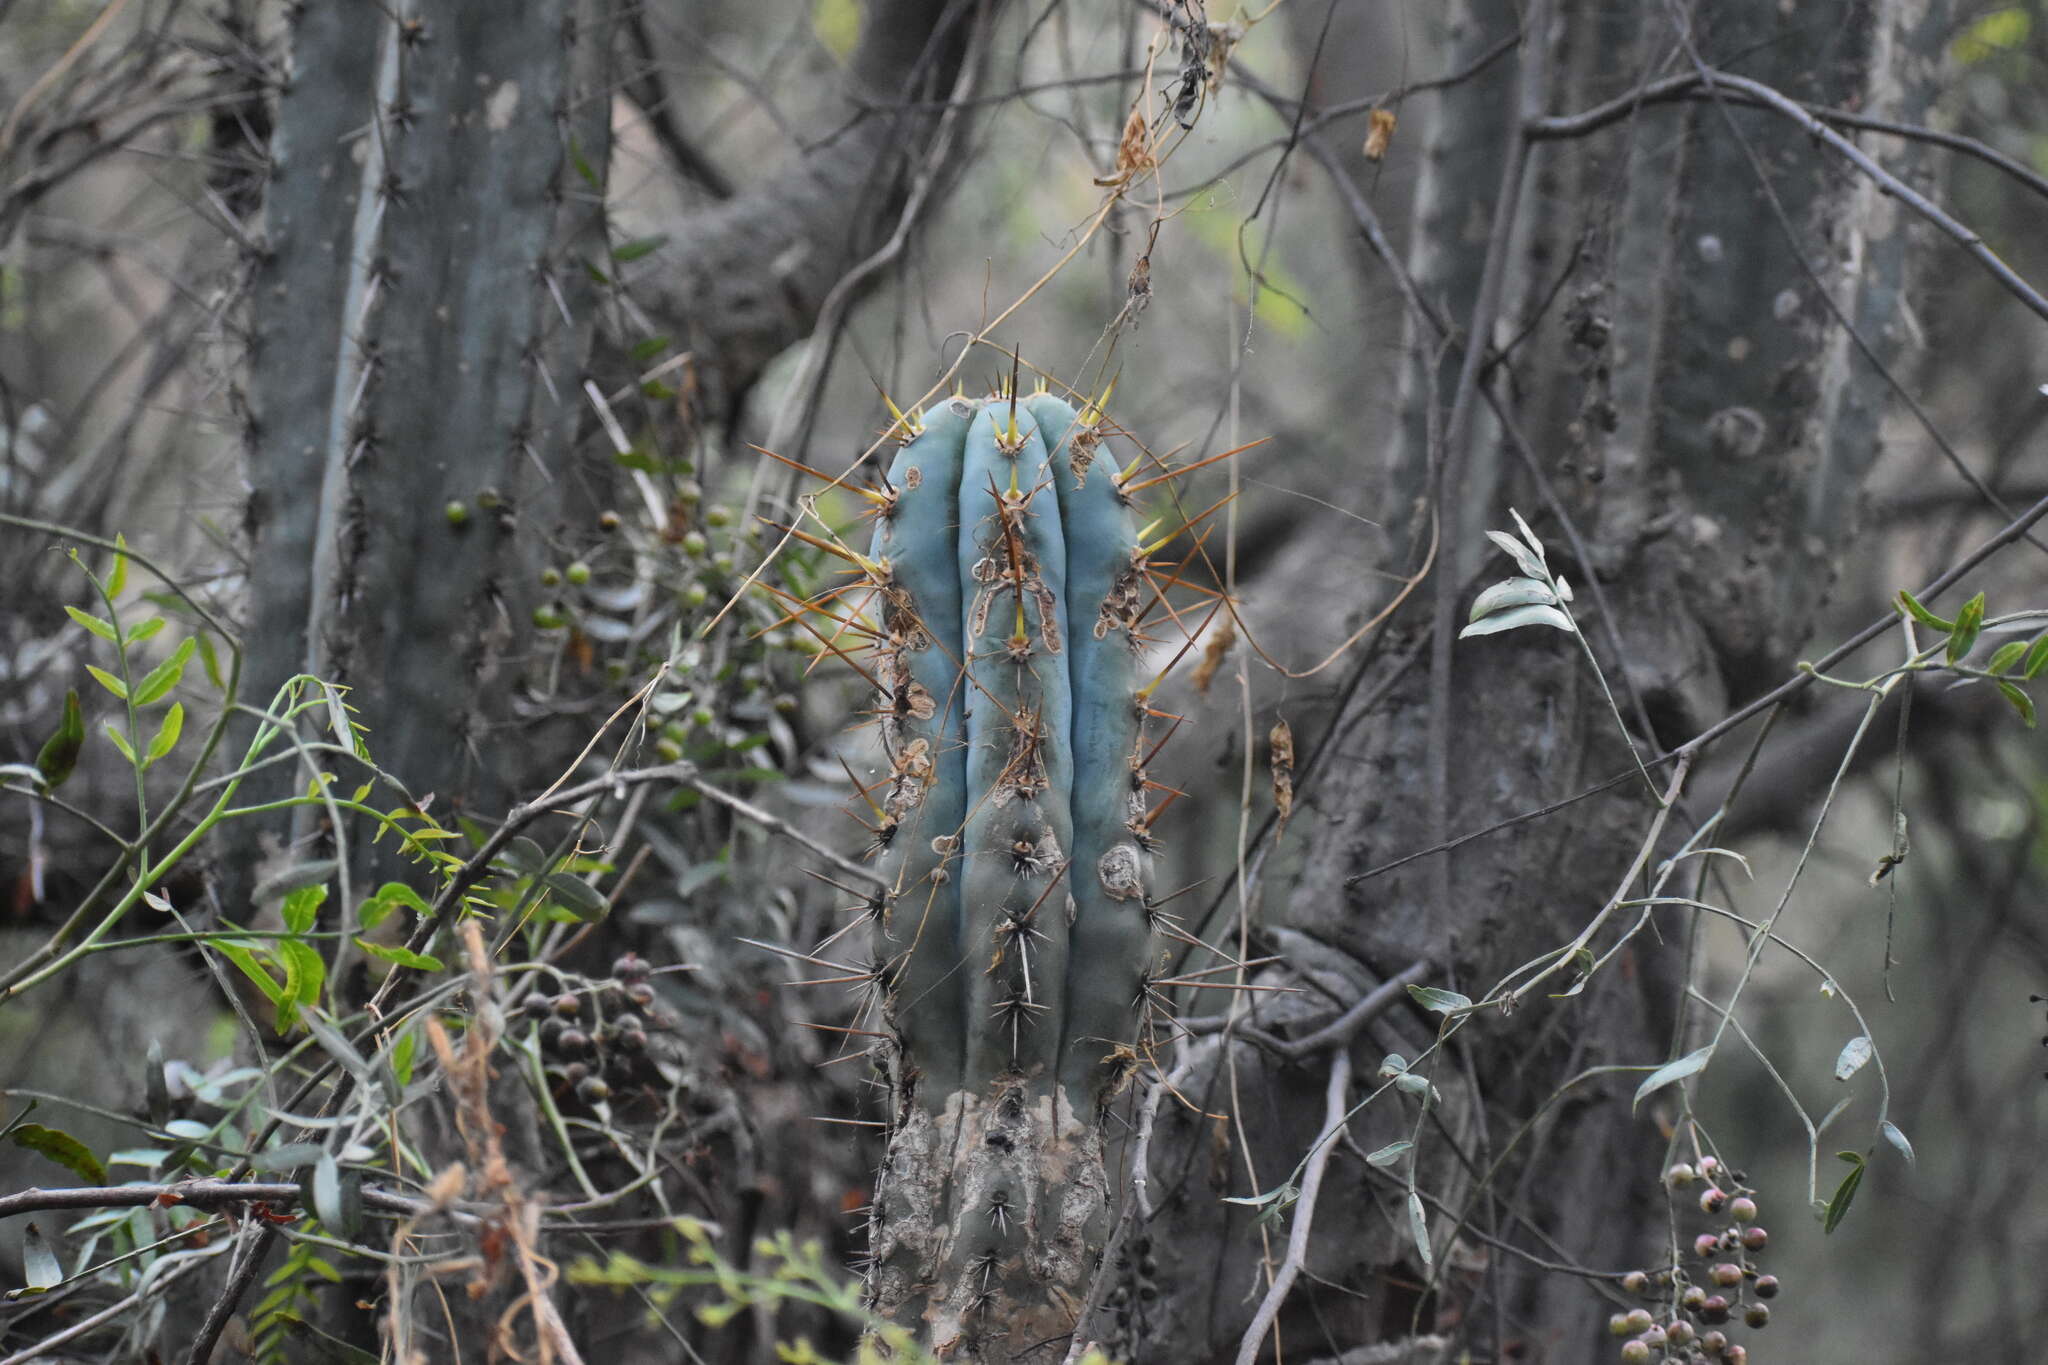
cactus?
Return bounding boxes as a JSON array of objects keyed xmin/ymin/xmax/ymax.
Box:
[{"xmin": 852, "ymin": 378, "xmax": 1166, "ymax": 1358}]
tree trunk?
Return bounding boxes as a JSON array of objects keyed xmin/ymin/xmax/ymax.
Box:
[{"xmin": 1119, "ymin": 1, "xmax": 1942, "ymax": 1360}]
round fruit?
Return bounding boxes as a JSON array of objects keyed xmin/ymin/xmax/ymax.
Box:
[
  {"xmin": 1666, "ymin": 1162, "xmax": 1696, "ymax": 1189},
  {"xmin": 1753, "ymin": 1275, "xmax": 1778, "ymax": 1300},
  {"xmin": 577, "ymin": 1075, "xmax": 611, "ymax": 1104},
  {"xmin": 1744, "ymin": 1304, "xmax": 1769, "ymax": 1330},
  {"xmin": 565, "ymin": 560, "xmax": 591, "ymax": 586},
  {"xmin": 1729, "ymin": 1196, "xmax": 1757, "ymax": 1223},
  {"xmin": 553, "ymin": 992, "xmax": 582, "ymax": 1018},
  {"xmin": 1699, "ymin": 1186, "xmax": 1727, "ymax": 1215}
]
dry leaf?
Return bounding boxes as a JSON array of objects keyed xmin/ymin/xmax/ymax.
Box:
[
  {"xmin": 1269, "ymin": 717, "xmax": 1295, "ymax": 834},
  {"xmin": 1364, "ymin": 108, "xmax": 1398, "ymax": 162},
  {"xmin": 1192, "ymin": 614, "xmax": 1237, "ymax": 694}
]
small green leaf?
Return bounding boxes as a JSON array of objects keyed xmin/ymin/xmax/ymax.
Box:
[
  {"xmin": 1365, "ymin": 1141, "xmax": 1413, "ymax": 1167},
  {"xmin": 282, "ymin": 883, "xmax": 328, "ymax": 936},
  {"xmin": 356, "ymin": 938, "xmax": 445, "ymax": 972},
  {"xmin": 1996, "ymin": 681, "xmax": 2036, "ymax": 728},
  {"xmin": 85, "ymin": 664, "xmax": 128, "ymax": 700},
  {"xmin": 64, "ymin": 605, "xmax": 117, "ymax": 641},
  {"xmin": 629, "ymin": 335, "xmax": 671, "ymax": 364},
  {"xmin": 277, "ymin": 939, "xmax": 327, "ymax": 1030},
  {"xmin": 1895, "ymin": 588, "xmax": 1953, "ymax": 633},
  {"xmin": 214, "ymin": 941, "xmax": 285, "ymax": 1007},
  {"xmin": 391, "ymin": 1028, "xmax": 420, "ymax": 1087},
  {"xmin": 1834, "ymin": 1035, "xmax": 1872, "ymax": 1081},
  {"xmin": 1880, "ymin": 1120, "xmax": 1915, "ymax": 1167},
  {"xmin": 311, "ymin": 1152, "xmax": 344, "ymax": 1232},
  {"xmin": 612, "ymin": 234, "xmax": 668, "ymax": 263},
  {"xmin": 1945, "ymin": 592, "xmax": 1985, "ymax": 664},
  {"xmin": 22, "ymin": 1223, "xmax": 62, "ymax": 1290},
  {"xmin": 107, "ymin": 533, "xmax": 129, "ymax": 597},
  {"xmin": 195, "ymin": 632, "xmax": 224, "ymax": 692},
  {"xmin": 101, "ymin": 721, "xmax": 136, "ymax": 765},
  {"xmin": 1823, "ymin": 1151, "xmax": 1865, "ymax": 1234},
  {"xmin": 1406, "ymin": 1190, "xmax": 1433, "ymax": 1268},
  {"xmin": 1407, "ymin": 984, "xmax": 1472, "ymax": 1015},
  {"xmin": 33, "ymin": 689, "xmax": 85, "ymax": 789},
  {"xmin": 126, "ymin": 616, "xmax": 166, "ymax": 644},
  {"xmin": 570, "ymin": 141, "xmax": 601, "ymax": 190},
  {"xmin": 9, "ymin": 1123, "xmax": 109, "ymax": 1184},
  {"xmin": 2023, "ymin": 633, "xmax": 2048, "ymax": 681},
  {"xmin": 1458, "ymin": 603, "xmax": 1576, "ymax": 639},
  {"xmin": 247, "ymin": 1143, "xmax": 327, "ymax": 1173},
  {"xmin": 542, "ymin": 872, "xmax": 610, "ymax": 922},
  {"xmin": 1468, "ymin": 577, "xmax": 1559, "ymax": 623},
  {"xmin": 1986, "ymin": 639, "xmax": 2029, "ymax": 675},
  {"xmin": 133, "ymin": 637, "xmax": 195, "ymax": 706},
  {"xmin": 143, "ymin": 701, "xmax": 184, "ymax": 768},
  {"xmin": 1633, "ymin": 1044, "xmax": 1713, "ymax": 1112}
]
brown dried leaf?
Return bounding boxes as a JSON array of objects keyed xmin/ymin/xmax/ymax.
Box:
[
  {"xmin": 1269, "ymin": 718, "xmax": 1295, "ymax": 834},
  {"xmin": 1191, "ymin": 614, "xmax": 1237, "ymax": 694},
  {"xmin": 1364, "ymin": 108, "xmax": 1398, "ymax": 162}
]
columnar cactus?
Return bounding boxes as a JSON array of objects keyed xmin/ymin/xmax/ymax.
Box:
[{"xmin": 858, "ymin": 381, "xmax": 1162, "ymax": 1358}]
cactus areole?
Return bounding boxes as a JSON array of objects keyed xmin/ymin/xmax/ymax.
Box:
[{"xmin": 859, "ymin": 384, "xmax": 1161, "ymax": 1358}]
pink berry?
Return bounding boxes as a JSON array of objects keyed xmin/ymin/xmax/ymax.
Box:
[
  {"xmin": 1700, "ymin": 1186, "xmax": 1727, "ymax": 1215},
  {"xmin": 1754, "ymin": 1274, "xmax": 1779, "ymax": 1300}
]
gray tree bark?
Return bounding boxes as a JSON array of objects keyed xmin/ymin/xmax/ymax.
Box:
[{"xmin": 1112, "ymin": 1, "xmax": 1942, "ymax": 1360}]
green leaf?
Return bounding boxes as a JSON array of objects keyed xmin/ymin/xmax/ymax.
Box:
[
  {"xmin": 391, "ymin": 1028, "xmax": 420, "ymax": 1087},
  {"xmin": 9, "ymin": 1123, "xmax": 109, "ymax": 1184},
  {"xmin": 65, "ymin": 605, "xmax": 117, "ymax": 641},
  {"xmin": 2024, "ymin": 633, "xmax": 2048, "ymax": 681},
  {"xmin": 1945, "ymin": 592, "xmax": 1985, "ymax": 664},
  {"xmin": 542, "ymin": 872, "xmax": 610, "ymax": 922},
  {"xmin": 355, "ymin": 938, "xmax": 445, "ymax": 972},
  {"xmin": 86, "ymin": 664, "xmax": 128, "ymax": 700},
  {"xmin": 1407, "ymin": 984, "xmax": 1472, "ymax": 1015},
  {"xmin": 33, "ymin": 689, "xmax": 85, "ymax": 789},
  {"xmin": 570, "ymin": 140, "xmax": 601, "ymax": 190},
  {"xmin": 1986, "ymin": 639, "xmax": 2029, "ymax": 675},
  {"xmin": 1633, "ymin": 1044, "xmax": 1713, "ymax": 1112},
  {"xmin": 1834, "ymin": 1035, "xmax": 1872, "ymax": 1081},
  {"xmin": 195, "ymin": 632, "xmax": 225, "ymax": 693},
  {"xmin": 21, "ymin": 1222, "xmax": 62, "ymax": 1290},
  {"xmin": 1894, "ymin": 588, "xmax": 1953, "ymax": 633},
  {"xmin": 310, "ymin": 1152, "xmax": 344, "ymax": 1232},
  {"xmin": 126, "ymin": 616, "xmax": 166, "ymax": 644},
  {"xmin": 1880, "ymin": 1119, "xmax": 1915, "ymax": 1167},
  {"xmin": 277, "ymin": 939, "xmax": 327, "ymax": 1030},
  {"xmin": 247, "ymin": 1143, "xmax": 326, "ymax": 1173},
  {"xmin": 282, "ymin": 883, "xmax": 328, "ymax": 936},
  {"xmin": 107, "ymin": 533, "xmax": 129, "ymax": 597},
  {"xmin": 213, "ymin": 941, "xmax": 285, "ymax": 1007},
  {"xmin": 133, "ymin": 636, "xmax": 195, "ymax": 706},
  {"xmin": 1996, "ymin": 681, "xmax": 2036, "ymax": 728},
  {"xmin": 143, "ymin": 701, "xmax": 184, "ymax": 769},
  {"xmin": 1364, "ymin": 1141, "xmax": 1412, "ymax": 1167},
  {"xmin": 1457, "ymin": 603, "xmax": 1576, "ymax": 639},
  {"xmin": 1406, "ymin": 1190, "xmax": 1433, "ymax": 1268},
  {"xmin": 101, "ymin": 721, "xmax": 136, "ymax": 765},
  {"xmin": 1468, "ymin": 577, "xmax": 1560, "ymax": 622},
  {"xmin": 302, "ymin": 1011, "xmax": 384, "ymax": 1103},
  {"xmin": 1823, "ymin": 1151, "xmax": 1865, "ymax": 1234},
  {"xmin": 629, "ymin": 335, "xmax": 671, "ymax": 364},
  {"xmin": 612, "ymin": 234, "xmax": 668, "ymax": 263}
]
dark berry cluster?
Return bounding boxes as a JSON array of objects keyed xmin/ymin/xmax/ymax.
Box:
[
  {"xmin": 1607, "ymin": 1157, "xmax": 1779, "ymax": 1363},
  {"xmin": 523, "ymin": 952, "xmax": 668, "ymax": 1107}
]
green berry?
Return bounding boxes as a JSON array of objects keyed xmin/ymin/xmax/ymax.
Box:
[
  {"xmin": 705, "ymin": 504, "xmax": 733, "ymax": 528},
  {"xmin": 1619, "ymin": 1342, "xmax": 1650, "ymax": 1365},
  {"xmin": 576, "ymin": 1075, "xmax": 611, "ymax": 1104},
  {"xmin": 565, "ymin": 560, "xmax": 591, "ymax": 586},
  {"xmin": 444, "ymin": 500, "xmax": 470, "ymax": 527},
  {"xmin": 540, "ymin": 566, "xmax": 562, "ymax": 587},
  {"xmin": 654, "ymin": 736, "xmax": 682, "ymax": 762},
  {"xmin": 681, "ymin": 531, "xmax": 708, "ymax": 556},
  {"xmin": 1729, "ymin": 1196, "xmax": 1757, "ymax": 1223},
  {"xmin": 682, "ymin": 582, "xmax": 709, "ymax": 608},
  {"xmin": 532, "ymin": 604, "xmax": 566, "ymax": 630},
  {"xmin": 599, "ymin": 509, "xmax": 622, "ymax": 531},
  {"xmin": 1623, "ymin": 1309, "xmax": 1653, "ymax": 1335}
]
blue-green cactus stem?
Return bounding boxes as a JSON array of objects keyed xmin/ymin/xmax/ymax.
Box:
[
  {"xmin": 868, "ymin": 395, "xmax": 976, "ymax": 1103},
  {"xmin": 956, "ymin": 397, "xmax": 1074, "ymax": 1085},
  {"xmin": 1030, "ymin": 393, "xmax": 1155, "ymax": 1103}
]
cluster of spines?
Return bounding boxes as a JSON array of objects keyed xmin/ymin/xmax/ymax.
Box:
[{"xmin": 755, "ymin": 370, "xmax": 1257, "ymax": 1115}]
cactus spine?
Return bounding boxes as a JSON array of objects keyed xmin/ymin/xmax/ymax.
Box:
[{"xmin": 860, "ymin": 380, "xmax": 1160, "ymax": 1358}]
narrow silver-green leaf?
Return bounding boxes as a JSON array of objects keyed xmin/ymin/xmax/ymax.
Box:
[
  {"xmin": 22, "ymin": 1223, "xmax": 62, "ymax": 1290},
  {"xmin": 1407, "ymin": 984, "xmax": 1472, "ymax": 1015},
  {"xmin": 1633, "ymin": 1044, "xmax": 1713, "ymax": 1112},
  {"xmin": 1459, "ymin": 603, "xmax": 1575, "ymax": 639},
  {"xmin": 1880, "ymin": 1120, "xmax": 1915, "ymax": 1167},
  {"xmin": 1406, "ymin": 1190, "xmax": 1433, "ymax": 1268},
  {"xmin": 1365, "ymin": 1141, "xmax": 1413, "ymax": 1167},
  {"xmin": 1468, "ymin": 577, "xmax": 1557, "ymax": 622},
  {"xmin": 1834, "ymin": 1035, "xmax": 1872, "ymax": 1081}
]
